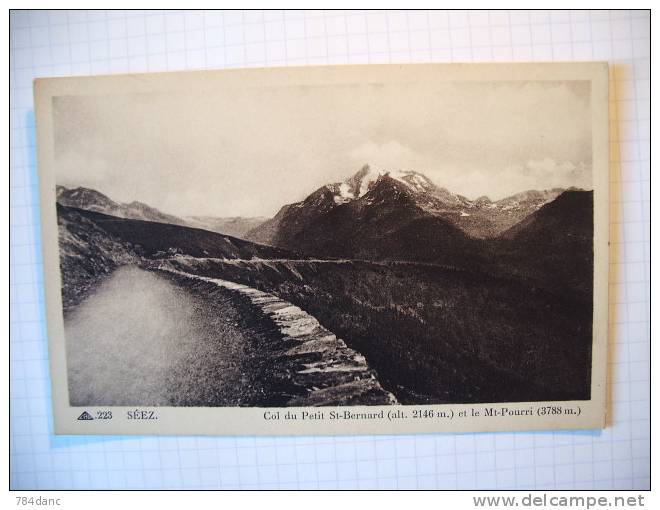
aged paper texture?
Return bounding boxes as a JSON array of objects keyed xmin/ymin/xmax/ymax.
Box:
[{"xmin": 34, "ymin": 63, "xmax": 609, "ymax": 435}]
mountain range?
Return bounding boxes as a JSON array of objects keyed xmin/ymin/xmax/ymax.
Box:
[
  {"xmin": 246, "ymin": 165, "xmax": 567, "ymax": 247},
  {"xmin": 56, "ymin": 185, "xmax": 265, "ymax": 238},
  {"xmin": 57, "ymin": 165, "xmax": 592, "ymax": 294},
  {"xmin": 245, "ymin": 165, "xmax": 581, "ymax": 263},
  {"xmin": 183, "ymin": 215, "xmax": 269, "ymax": 239},
  {"xmin": 56, "ymin": 167, "xmax": 594, "ymax": 402},
  {"xmin": 56, "ymin": 202, "xmax": 293, "ymax": 311},
  {"xmin": 57, "ymin": 185, "xmax": 187, "ymax": 226}
]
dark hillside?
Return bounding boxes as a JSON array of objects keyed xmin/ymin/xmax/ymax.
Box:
[
  {"xmin": 57, "ymin": 204, "xmax": 296, "ymax": 310},
  {"xmin": 163, "ymin": 257, "xmax": 593, "ymax": 403},
  {"xmin": 58, "ymin": 204, "xmax": 296, "ymax": 260},
  {"xmin": 495, "ymin": 190, "xmax": 594, "ymax": 298}
]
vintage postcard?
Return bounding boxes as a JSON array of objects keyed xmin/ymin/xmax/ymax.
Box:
[{"xmin": 34, "ymin": 63, "xmax": 609, "ymax": 435}]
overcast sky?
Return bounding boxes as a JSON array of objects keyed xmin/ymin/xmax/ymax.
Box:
[{"xmin": 54, "ymin": 79, "xmax": 592, "ymax": 218}]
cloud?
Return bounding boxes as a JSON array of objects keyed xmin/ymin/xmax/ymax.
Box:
[
  {"xmin": 343, "ymin": 145, "xmax": 592, "ymax": 201},
  {"xmin": 54, "ymin": 80, "xmax": 594, "ymax": 216},
  {"xmin": 497, "ymin": 159, "xmax": 592, "ymax": 195},
  {"xmin": 348, "ymin": 141, "xmax": 421, "ymax": 171}
]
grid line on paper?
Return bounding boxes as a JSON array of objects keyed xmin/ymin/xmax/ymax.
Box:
[{"xmin": 9, "ymin": 9, "xmax": 650, "ymax": 490}]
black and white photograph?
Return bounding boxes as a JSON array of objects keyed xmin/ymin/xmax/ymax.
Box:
[{"xmin": 35, "ymin": 63, "xmax": 609, "ymax": 435}]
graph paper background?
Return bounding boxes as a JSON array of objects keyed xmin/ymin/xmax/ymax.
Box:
[{"xmin": 9, "ymin": 10, "xmax": 650, "ymax": 490}]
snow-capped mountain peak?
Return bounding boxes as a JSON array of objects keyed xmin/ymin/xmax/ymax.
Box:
[
  {"xmin": 333, "ymin": 164, "xmax": 437, "ymax": 204},
  {"xmin": 246, "ymin": 164, "xmax": 573, "ymax": 245},
  {"xmin": 302, "ymin": 165, "xmax": 569, "ymax": 238}
]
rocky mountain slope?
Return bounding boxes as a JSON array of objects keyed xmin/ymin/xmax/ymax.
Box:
[
  {"xmin": 57, "ymin": 204, "xmax": 295, "ymax": 311},
  {"xmin": 494, "ymin": 189, "xmax": 594, "ymax": 298},
  {"xmin": 56, "ymin": 177, "xmax": 594, "ymax": 404},
  {"xmin": 57, "ymin": 185, "xmax": 266, "ymax": 239},
  {"xmin": 160, "ymin": 267, "xmax": 397, "ymax": 406},
  {"xmin": 246, "ymin": 165, "xmax": 566, "ymax": 253},
  {"xmin": 57, "ymin": 204, "xmax": 141, "ymax": 311},
  {"xmin": 246, "ymin": 165, "xmax": 569, "ymax": 268},
  {"xmin": 57, "ymin": 185, "xmax": 187, "ymax": 226},
  {"xmin": 164, "ymin": 256, "xmax": 593, "ymax": 403}
]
